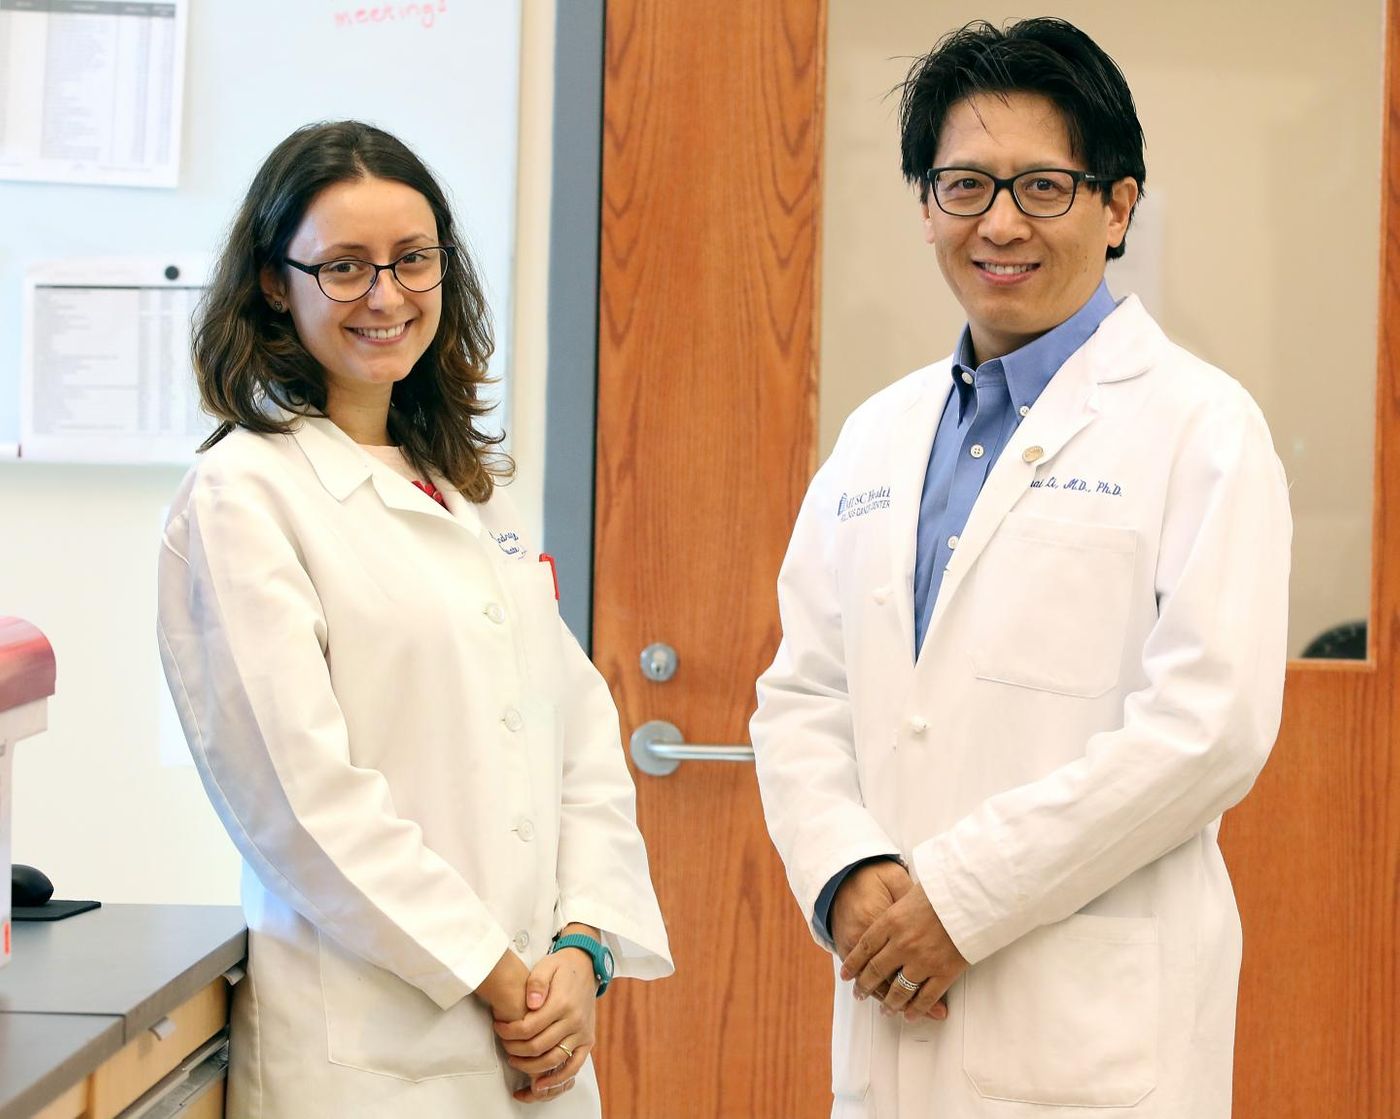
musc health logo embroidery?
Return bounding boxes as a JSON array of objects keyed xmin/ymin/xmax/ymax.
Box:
[{"xmin": 837, "ymin": 486, "xmax": 892, "ymax": 522}]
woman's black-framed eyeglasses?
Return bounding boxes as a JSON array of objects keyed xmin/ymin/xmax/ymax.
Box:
[
  {"xmin": 923, "ymin": 168, "xmax": 1109, "ymax": 219},
  {"xmin": 283, "ymin": 245, "xmax": 454, "ymax": 302}
]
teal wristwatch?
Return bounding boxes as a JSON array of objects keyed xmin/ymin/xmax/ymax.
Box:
[{"xmin": 550, "ymin": 933, "xmax": 614, "ymax": 996}]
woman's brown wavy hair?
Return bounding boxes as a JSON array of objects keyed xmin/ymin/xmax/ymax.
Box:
[{"xmin": 193, "ymin": 120, "xmax": 512, "ymax": 500}]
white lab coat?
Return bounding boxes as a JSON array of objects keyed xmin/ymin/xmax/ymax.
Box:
[
  {"xmin": 157, "ymin": 412, "xmax": 672, "ymax": 1119},
  {"xmin": 751, "ymin": 297, "xmax": 1290, "ymax": 1119}
]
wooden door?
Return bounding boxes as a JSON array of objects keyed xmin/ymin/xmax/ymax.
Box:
[
  {"xmin": 591, "ymin": 2, "xmax": 830, "ymax": 1116},
  {"xmin": 1220, "ymin": 4, "xmax": 1399, "ymax": 1115},
  {"xmin": 592, "ymin": 2, "xmax": 1398, "ymax": 1117}
]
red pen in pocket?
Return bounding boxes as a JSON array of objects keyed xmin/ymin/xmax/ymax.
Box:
[{"xmin": 538, "ymin": 553, "xmax": 559, "ymax": 600}]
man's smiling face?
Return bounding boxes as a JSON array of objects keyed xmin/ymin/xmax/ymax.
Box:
[{"xmin": 922, "ymin": 91, "xmax": 1137, "ymax": 363}]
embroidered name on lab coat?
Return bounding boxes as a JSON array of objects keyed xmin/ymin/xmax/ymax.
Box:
[
  {"xmin": 1029, "ymin": 475, "xmax": 1123, "ymax": 496},
  {"xmin": 493, "ymin": 531, "xmax": 528, "ymax": 557},
  {"xmin": 837, "ymin": 486, "xmax": 891, "ymax": 522}
]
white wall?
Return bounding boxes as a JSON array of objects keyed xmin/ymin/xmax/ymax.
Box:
[
  {"xmin": 820, "ymin": 0, "xmax": 1382, "ymax": 658},
  {"xmin": 506, "ymin": 0, "xmax": 555, "ymax": 546},
  {"xmin": 2, "ymin": 1, "xmax": 556, "ymax": 905}
]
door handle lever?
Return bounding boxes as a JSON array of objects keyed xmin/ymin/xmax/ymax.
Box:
[{"xmin": 629, "ymin": 719, "xmax": 754, "ymax": 776}]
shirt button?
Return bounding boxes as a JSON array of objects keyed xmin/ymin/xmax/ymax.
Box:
[
  {"xmin": 515, "ymin": 818, "xmax": 535, "ymax": 842},
  {"xmin": 484, "ymin": 602, "xmax": 506, "ymax": 625},
  {"xmin": 1018, "ymin": 405, "xmax": 1030, "ymax": 418},
  {"xmin": 960, "ymin": 371, "xmax": 973, "ymax": 385},
  {"xmin": 513, "ymin": 930, "xmax": 530, "ymax": 952},
  {"xmin": 969, "ymin": 444, "xmax": 985, "ymax": 459},
  {"xmin": 502, "ymin": 707, "xmax": 524, "ymax": 732},
  {"xmin": 909, "ymin": 717, "xmax": 929, "ymax": 734},
  {"xmin": 947, "ymin": 535, "xmax": 959, "ymax": 550}
]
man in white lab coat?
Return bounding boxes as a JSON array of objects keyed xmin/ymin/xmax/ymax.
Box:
[{"xmin": 750, "ymin": 18, "xmax": 1290, "ymax": 1119}]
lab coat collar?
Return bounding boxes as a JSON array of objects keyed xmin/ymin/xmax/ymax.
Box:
[
  {"xmin": 1079, "ymin": 294, "xmax": 1161, "ymax": 385},
  {"xmin": 950, "ymin": 279, "xmax": 1119, "ymax": 421},
  {"xmin": 916, "ymin": 295, "xmax": 1160, "ymax": 653},
  {"xmin": 284, "ymin": 408, "xmax": 484, "ymax": 538}
]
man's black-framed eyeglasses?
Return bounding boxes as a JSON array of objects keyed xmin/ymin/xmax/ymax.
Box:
[
  {"xmin": 283, "ymin": 245, "xmax": 454, "ymax": 302},
  {"xmin": 923, "ymin": 168, "xmax": 1109, "ymax": 219}
]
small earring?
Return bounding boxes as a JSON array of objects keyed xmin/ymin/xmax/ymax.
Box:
[{"xmin": 271, "ymin": 299, "xmax": 286, "ymax": 313}]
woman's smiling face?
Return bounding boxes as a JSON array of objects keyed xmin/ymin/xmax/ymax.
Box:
[{"xmin": 267, "ymin": 175, "xmax": 444, "ymax": 404}]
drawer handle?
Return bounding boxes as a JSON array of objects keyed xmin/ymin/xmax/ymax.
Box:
[{"xmin": 149, "ymin": 1016, "xmax": 177, "ymax": 1042}]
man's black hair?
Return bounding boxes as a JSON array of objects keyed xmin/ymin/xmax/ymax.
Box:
[{"xmin": 899, "ymin": 18, "xmax": 1146, "ymax": 260}]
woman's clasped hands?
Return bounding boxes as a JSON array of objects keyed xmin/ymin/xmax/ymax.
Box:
[{"xmin": 477, "ymin": 933, "xmax": 600, "ymax": 1104}]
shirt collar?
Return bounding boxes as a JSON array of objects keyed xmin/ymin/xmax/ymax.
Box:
[{"xmin": 951, "ymin": 279, "xmax": 1118, "ymax": 417}]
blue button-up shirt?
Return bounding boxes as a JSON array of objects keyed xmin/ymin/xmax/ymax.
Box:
[
  {"xmin": 813, "ymin": 281, "xmax": 1119, "ymax": 940},
  {"xmin": 913, "ymin": 281, "xmax": 1119, "ymax": 652}
]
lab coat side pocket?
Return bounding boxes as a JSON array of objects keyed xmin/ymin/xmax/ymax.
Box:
[
  {"xmin": 830, "ymin": 966, "xmax": 875, "ymax": 1099},
  {"xmin": 961, "ymin": 913, "xmax": 1159, "ymax": 1107},
  {"xmin": 318, "ymin": 931, "xmax": 500, "ymax": 1081}
]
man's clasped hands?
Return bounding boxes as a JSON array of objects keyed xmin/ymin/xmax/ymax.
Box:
[
  {"xmin": 475, "ymin": 925, "xmax": 600, "ymax": 1104},
  {"xmin": 830, "ymin": 860, "xmax": 969, "ymax": 1021}
]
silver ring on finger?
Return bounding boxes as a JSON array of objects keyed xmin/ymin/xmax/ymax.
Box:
[{"xmin": 893, "ymin": 969, "xmax": 922, "ymax": 994}]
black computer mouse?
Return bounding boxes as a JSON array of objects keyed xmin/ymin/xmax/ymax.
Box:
[{"xmin": 12, "ymin": 864, "xmax": 54, "ymax": 907}]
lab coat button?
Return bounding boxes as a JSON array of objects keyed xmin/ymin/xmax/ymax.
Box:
[
  {"xmin": 513, "ymin": 930, "xmax": 530, "ymax": 952},
  {"xmin": 515, "ymin": 818, "xmax": 535, "ymax": 842},
  {"xmin": 969, "ymin": 443, "xmax": 985, "ymax": 459},
  {"xmin": 503, "ymin": 707, "xmax": 524, "ymax": 732},
  {"xmin": 1022, "ymin": 446, "xmax": 1044, "ymax": 463},
  {"xmin": 484, "ymin": 602, "xmax": 506, "ymax": 625},
  {"xmin": 909, "ymin": 717, "xmax": 929, "ymax": 734},
  {"xmin": 873, "ymin": 585, "xmax": 891, "ymax": 604}
]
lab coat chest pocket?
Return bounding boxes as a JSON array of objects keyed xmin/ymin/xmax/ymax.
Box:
[
  {"xmin": 968, "ymin": 513, "xmax": 1137, "ymax": 698},
  {"xmin": 318, "ymin": 932, "xmax": 498, "ymax": 1080},
  {"xmin": 498, "ymin": 562, "xmax": 565, "ymax": 696},
  {"xmin": 962, "ymin": 914, "xmax": 1159, "ymax": 1107}
]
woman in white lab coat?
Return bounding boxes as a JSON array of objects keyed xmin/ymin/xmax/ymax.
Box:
[{"xmin": 157, "ymin": 121, "xmax": 671, "ymax": 1119}]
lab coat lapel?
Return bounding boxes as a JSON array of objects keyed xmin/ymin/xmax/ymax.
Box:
[
  {"xmin": 362, "ymin": 461, "xmax": 485, "ymax": 540},
  {"xmin": 889, "ymin": 368, "xmax": 953, "ymax": 659},
  {"xmin": 921, "ymin": 297, "xmax": 1154, "ymax": 645},
  {"xmin": 368, "ymin": 472, "xmax": 481, "ymax": 535},
  {"xmin": 288, "ymin": 413, "xmax": 373, "ymax": 500},
  {"xmin": 290, "ymin": 413, "xmax": 482, "ymax": 538},
  {"xmin": 434, "ymin": 482, "xmax": 485, "ymax": 539}
]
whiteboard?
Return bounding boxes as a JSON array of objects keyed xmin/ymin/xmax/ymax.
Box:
[{"xmin": 0, "ymin": 0, "xmax": 522, "ymax": 457}]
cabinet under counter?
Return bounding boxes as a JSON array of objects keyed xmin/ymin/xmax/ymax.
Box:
[{"xmin": 0, "ymin": 905, "xmax": 246, "ymax": 1119}]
